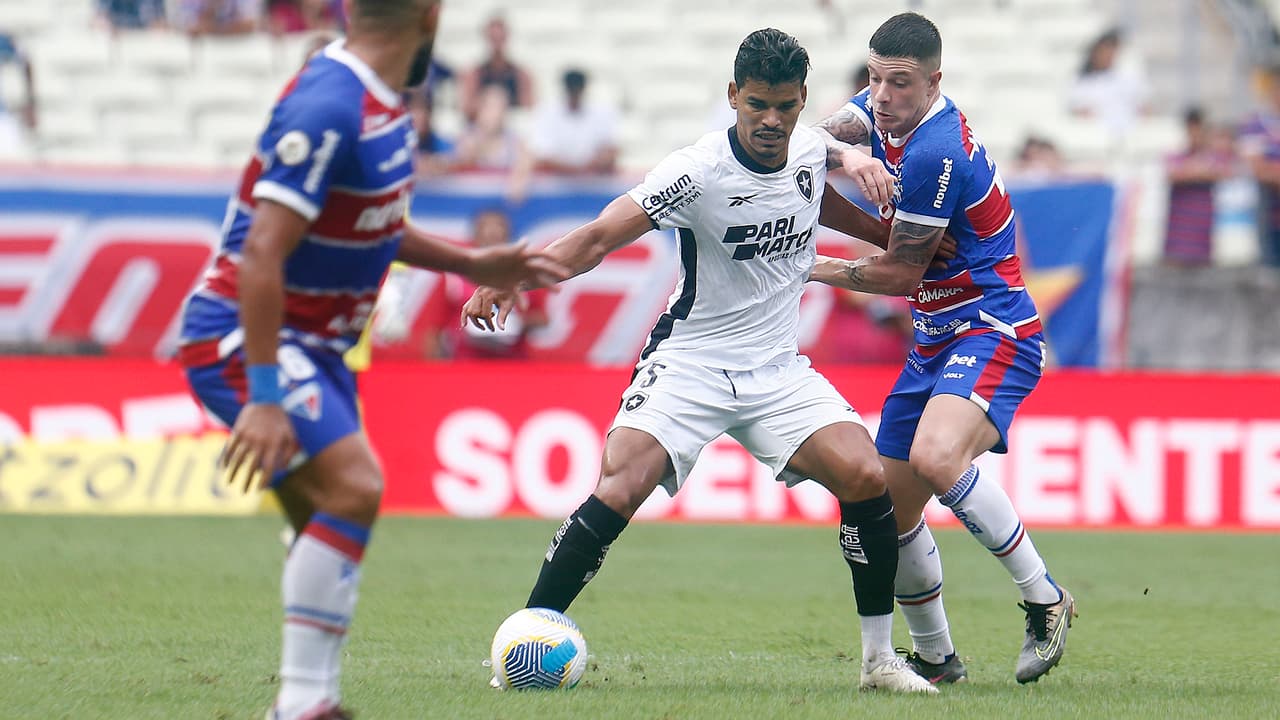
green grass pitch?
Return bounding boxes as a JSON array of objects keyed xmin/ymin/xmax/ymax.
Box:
[{"xmin": 2, "ymin": 515, "xmax": 1277, "ymax": 719}]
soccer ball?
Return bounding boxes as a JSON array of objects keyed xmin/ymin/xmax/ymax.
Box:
[{"xmin": 490, "ymin": 607, "xmax": 588, "ymax": 690}]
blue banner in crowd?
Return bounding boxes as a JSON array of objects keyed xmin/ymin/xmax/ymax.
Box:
[{"xmin": 0, "ymin": 171, "xmax": 1116, "ymax": 366}]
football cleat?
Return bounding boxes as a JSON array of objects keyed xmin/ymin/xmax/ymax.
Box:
[
  {"xmin": 898, "ymin": 647, "xmax": 969, "ymax": 684},
  {"xmin": 860, "ymin": 655, "xmax": 939, "ymax": 694},
  {"xmin": 1015, "ymin": 586, "xmax": 1077, "ymax": 683}
]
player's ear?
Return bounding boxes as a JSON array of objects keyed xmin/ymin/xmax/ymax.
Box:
[
  {"xmin": 800, "ymin": 84, "xmax": 808, "ymax": 108},
  {"xmin": 928, "ymin": 69, "xmax": 942, "ymax": 92},
  {"xmin": 728, "ymin": 81, "xmax": 739, "ymax": 109}
]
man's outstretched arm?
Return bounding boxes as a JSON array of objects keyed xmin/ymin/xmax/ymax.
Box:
[
  {"xmin": 461, "ymin": 194, "xmax": 654, "ymax": 331},
  {"xmin": 811, "ymin": 218, "xmax": 945, "ymax": 297}
]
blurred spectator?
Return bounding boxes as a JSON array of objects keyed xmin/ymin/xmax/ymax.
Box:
[
  {"xmin": 1011, "ymin": 134, "xmax": 1064, "ymax": 180},
  {"xmin": 458, "ymin": 13, "xmax": 534, "ymax": 123},
  {"xmin": 409, "ymin": 208, "xmax": 549, "ymax": 360},
  {"xmin": 1067, "ymin": 27, "xmax": 1149, "ymax": 136},
  {"xmin": 811, "ymin": 290, "xmax": 914, "ymax": 365},
  {"xmin": 96, "ymin": 0, "xmax": 167, "ymax": 30},
  {"xmin": 1164, "ymin": 108, "xmax": 1236, "ymax": 266},
  {"xmin": 0, "ymin": 33, "xmax": 35, "ymax": 159},
  {"xmin": 1240, "ymin": 64, "xmax": 1280, "ymax": 266},
  {"xmin": 406, "ymin": 88, "xmax": 454, "ymax": 176},
  {"xmin": 171, "ymin": 0, "xmax": 262, "ymax": 36},
  {"xmin": 267, "ymin": 0, "xmax": 339, "ymax": 34},
  {"xmin": 528, "ymin": 69, "xmax": 619, "ymax": 176},
  {"xmin": 851, "ymin": 62, "xmax": 870, "ymax": 94},
  {"xmin": 452, "ymin": 85, "xmax": 525, "ymax": 172}
]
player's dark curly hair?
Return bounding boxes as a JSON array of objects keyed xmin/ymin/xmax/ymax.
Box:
[
  {"xmin": 869, "ymin": 12, "xmax": 942, "ymax": 71},
  {"xmin": 733, "ymin": 28, "xmax": 810, "ymax": 88}
]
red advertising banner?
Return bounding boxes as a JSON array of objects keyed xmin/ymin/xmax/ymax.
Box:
[{"xmin": 2, "ymin": 358, "xmax": 1278, "ymax": 529}]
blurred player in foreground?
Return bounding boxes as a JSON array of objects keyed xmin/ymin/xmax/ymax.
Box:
[
  {"xmin": 811, "ymin": 12, "xmax": 1076, "ymax": 685},
  {"xmin": 465, "ymin": 28, "xmax": 940, "ymax": 694},
  {"xmin": 177, "ymin": 2, "xmax": 565, "ymax": 717}
]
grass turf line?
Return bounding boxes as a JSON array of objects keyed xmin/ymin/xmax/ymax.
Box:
[{"xmin": 1, "ymin": 515, "xmax": 1277, "ymax": 719}]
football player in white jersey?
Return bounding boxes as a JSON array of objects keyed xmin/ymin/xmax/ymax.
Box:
[{"xmin": 464, "ymin": 28, "xmax": 936, "ymax": 694}]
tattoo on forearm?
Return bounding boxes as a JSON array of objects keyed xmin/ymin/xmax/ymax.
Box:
[
  {"xmin": 817, "ymin": 109, "xmax": 871, "ymax": 169},
  {"xmin": 888, "ymin": 221, "xmax": 943, "ymax": 267},
  {"xmin": 844, "ymin": 259, "xmax": 869, "ymax": 289}
]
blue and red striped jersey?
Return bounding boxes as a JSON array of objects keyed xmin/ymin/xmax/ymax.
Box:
[
  {"xmin": 181, "ymin": 41, "xmax": 416, "ymax": 357},
  {"xmin": 843, "ymin": 90, "xmax": 1041, "ymax": 347}
]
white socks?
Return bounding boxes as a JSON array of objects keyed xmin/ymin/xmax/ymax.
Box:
[
  {"xmin": 860, "ymin": 613, "xmax": 895, "ymax": 666},
  {"xmin": 276, "ymin": 514, "xmax": 369, "ymax": 720},
  {"xmin": 894, "ymin": 518, "xmax": 954, "ymax": 664},
  {"xmin": 938, "ymin": 466, "xmax": 1060, "ymax": 605}
]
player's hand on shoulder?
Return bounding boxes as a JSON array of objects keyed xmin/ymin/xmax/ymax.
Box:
[
  {"xmin": 461, "ymin": 285, "xmax": 525, "ymax": 332},
  {"xmin": 220, "ymin": 403, "xmax": 298, "ymax": 494},
  {"xmin": 466, "ymin": 243, "xmax": 569, "ymax": 292},
  {"xmin": 839, "ymin": 147, "xmax": 895, "ymax": 208}
]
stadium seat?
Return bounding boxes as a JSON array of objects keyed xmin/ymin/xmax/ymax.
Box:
[
  {"xmin": 193, "ymin": 35, "xmax": 275, "ymax": 77},
  {"xmin": 101, "ymin": 107, "xmax": 191, "ymax": 147},
  {"xmin": 28, "ymin": 30, "xmax": 113, "ymax": 75},
  {"xmin": 0, "ymin": 0, "xmax": 61, "ymax": 36},
  {"xmin": 79, "ymin": 69, "xmax": 168, "ymax": 111},
  {"xmin": 114, "ymin": 31, "xmax": 193, "ymax": 76},
  {"xmin": 195, "ymin": 110, "xmax": 268, "ymax": 158}
]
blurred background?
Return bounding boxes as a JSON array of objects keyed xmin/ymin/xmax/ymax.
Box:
[{"xmin": 0, "ymin": 0, "xmax": 1277, "ymax": 528}]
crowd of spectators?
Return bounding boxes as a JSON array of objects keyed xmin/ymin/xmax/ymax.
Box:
[
  {"xmin": 94, "ymin": 0, "xmax": 342, "ymax": 35},
  {"xmin": 7, "ymin": 6, "xmax": 1280, "ymax": 363}
]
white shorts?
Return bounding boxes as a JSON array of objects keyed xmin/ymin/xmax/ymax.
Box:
[{"xmin": 609, "ymin": 352, "xmax": 867, "ymax": 496}]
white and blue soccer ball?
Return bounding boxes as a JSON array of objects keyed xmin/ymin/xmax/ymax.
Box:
[{"xmin": 490, "ymin": 608, "xmax": 588, "ymax": 690}]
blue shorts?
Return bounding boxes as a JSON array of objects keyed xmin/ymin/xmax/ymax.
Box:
[
  {"xmin": 875, "ymin": 331, "xmax": 1045, "ymax": 461},
  {"xmin": 184, "ymin": 341, "xmax": 361, "ymax": 486}
]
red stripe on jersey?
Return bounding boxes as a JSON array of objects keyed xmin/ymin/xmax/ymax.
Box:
[
  {"xmin": 973, "ymin": 335, "xmax": 1018, "ymax": 401},
  {"xmin": 204, "ymin": 254, "xmax": 239, "ymax": 298},
  {"xmin": 237, "ymin": 156, "xmax": 264, "ymax": 208},
  {"xmin": 308, "ymin": 185, "xmax": 410, "ymax": 242},
  {"xmin": 276, "ymin": 73, "xmax": 302, "ymax": 103},
  {"xmin": 965, "ymin": 178, "xmax": 1014, "ymax": 239},
  {"xmin": 1015, "ymin": 317, "xmax": 1043, "ymax": 339},
  {"xmin": 221, "ymin": 353, "xmax": 248, "ymax": 403},
  {"xmin": 177, "ymin": 338, "xmax": 221, "ymax": 368},
  {"xmin": 283, "ymin": 289, "xmax": 378, "ymax": 337},
  {"xmin": 958, "ymin": 112, "xmax": 976, "ymax": 159},
  {"xmin": 994, "ymin": 255, "xmax": 1026, "ymax": 289},
  {"xmin": 909, "ymin": 270, "xmax": 983, "ymax": 314},
  {"xmin": 883, "ymin": 139, "xmax": 905, "ymax": 169},
  {"xmin": 361, "ymin": 92, "xmax": 404, "ymax": 134}
]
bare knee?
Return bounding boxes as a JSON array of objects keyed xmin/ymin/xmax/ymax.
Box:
[
  {"xmin": 594, "ymin": 458, "xmax": 665, "ymax": 520},
  {"xmin": 318, "ymin": 469, "xmax": 383, "ymax": 526},
  {"xmin": 908, "ymin": 433, "xmax": 966, "ymax": 494},
  {"xmin": 823, "ymin": 454, "xmax": 886, "ymax": 503}
]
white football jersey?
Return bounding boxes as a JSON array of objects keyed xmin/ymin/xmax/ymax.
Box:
[{"xmin": 625, "ymin": 125, "xmax": 827, "ymax": 371}]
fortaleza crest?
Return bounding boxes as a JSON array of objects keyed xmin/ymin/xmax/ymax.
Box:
[{"xmin": 793, "ymin": 166, "xmax": 814, "ymax": 202}]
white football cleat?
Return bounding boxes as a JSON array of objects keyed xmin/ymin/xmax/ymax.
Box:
[{"xmin": 860, "ymin": 655, "xmax": 939, "ymax": 694}]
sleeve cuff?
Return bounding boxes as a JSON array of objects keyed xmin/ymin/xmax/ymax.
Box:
[
  {"xmin": 253, "ymin": 181, "xmax": 320, "ymax": 222},
  {"xmin": 894, "ymin": 209, "xmax": 951, "ymax": 227},
  {"xmin": 842, "ymin": 102, "xmax": 874, "ymax": 142}
]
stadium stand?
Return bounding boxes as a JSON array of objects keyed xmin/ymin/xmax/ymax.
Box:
[{"xmin": 0, "ymin": 0, "xmax": 1202, "ymax": 172}]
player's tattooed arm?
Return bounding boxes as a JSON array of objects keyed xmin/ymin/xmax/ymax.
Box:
[
  {"xmin": 809, "ymin": 219, "xmax": 945, "ymax": 296},
  {"xmin": 815, "ymin": 107, "xmax": 871, "ymax": 165},
  {"xmin": 815, "ymin": 108, "xmax": 894, "ymax": 206}
]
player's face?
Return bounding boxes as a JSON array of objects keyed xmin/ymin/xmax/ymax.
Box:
[
  {"xmin": 729, "ymin": 79, "xmax": 807, "ymax": 168},
  {"xmin": 866, "ymin": 52, "xmax": 941, "ymax": 137}
]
